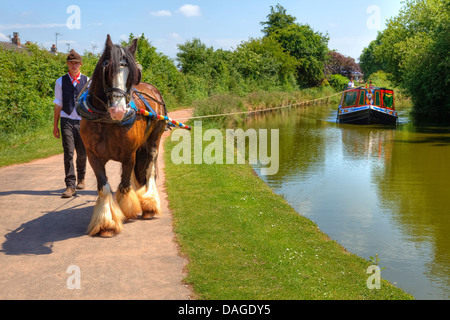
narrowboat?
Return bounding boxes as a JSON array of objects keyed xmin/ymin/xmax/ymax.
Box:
[{"xmin": 337, "ymin": 86, "xmax": 398, "ymax": 125}]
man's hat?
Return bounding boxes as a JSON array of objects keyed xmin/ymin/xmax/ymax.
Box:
[{"xmin": 67, "ymin": 49, "xmax": 82, "ymax": 62}]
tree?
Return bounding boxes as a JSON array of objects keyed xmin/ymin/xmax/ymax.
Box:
[
  {"xmin": 374, "ymin": 0, "xmax": 449, "ymax": 124},
  {"xmin": 274, "ymin": 23, "xmax": 329, "ymax": 87},
  {"xmin": 325, "ymin": 51, "xmax": 361, "ymax": 78},
  {"xmin": 260, "ymin": 4, "xmax": 329, "ymax": 87},
  {"xmin": 359, "ymin": 33, "xmax": 385, "ymax": 80},
  {"xmin": 177, "ymin": 38, "xmax": 215, "ymax": 76},
  {"xmin": 261, "ymin": 4, "xmax": 297, "ymax": 37},
  {"xmin": 234, "ymin": 36, "xmax": 298, "ymax": 90}
]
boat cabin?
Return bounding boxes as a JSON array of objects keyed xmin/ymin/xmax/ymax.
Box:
[
  {"xmin": 340, "ymin": 87, "xmax": 395, "ymax": 110},
  {"xmin": 338, "ymin": 86, "xmax": 398, "ymax": 125}
]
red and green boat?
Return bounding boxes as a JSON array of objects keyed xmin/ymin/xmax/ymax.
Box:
[{"xmin": 337, "ymin": 86, "xmax": 398, "ymax": 125}]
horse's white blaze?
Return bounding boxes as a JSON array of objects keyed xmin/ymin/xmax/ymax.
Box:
[{"xmin": 109, "ymin": 64, "xmax": 129, "ymax": 121}]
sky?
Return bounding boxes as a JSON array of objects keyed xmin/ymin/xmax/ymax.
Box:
[{"xmin": 0, "ymin": 0, "xmax": 405, "ymax": 62}]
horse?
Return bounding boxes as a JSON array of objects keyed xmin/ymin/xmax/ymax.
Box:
[{"xmin": 79, "ymin": 35, "xmax": 166, "ymax": 238}]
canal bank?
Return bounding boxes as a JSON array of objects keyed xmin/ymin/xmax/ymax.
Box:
[{"xmin": 163, "ymin": 119, "xmax": 413, "ymax": 300}]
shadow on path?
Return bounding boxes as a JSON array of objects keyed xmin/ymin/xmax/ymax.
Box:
[{"xmin": 1, "ymin": 195, "xmax": 95, "ymax": 256}]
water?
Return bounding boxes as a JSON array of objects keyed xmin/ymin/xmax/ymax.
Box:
[{"xmin": 246, "ymin": 102, "xmax": 450, "ymax": 300}]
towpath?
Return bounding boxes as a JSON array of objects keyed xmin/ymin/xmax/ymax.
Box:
[{"xmin": 0, "ymin": 109, "xmax": 193, "ymax": 300}]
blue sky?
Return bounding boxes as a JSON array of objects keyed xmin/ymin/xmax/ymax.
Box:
[{"xmin": 0, "ymin": 0, "xmax": 405, "ymax": 61}]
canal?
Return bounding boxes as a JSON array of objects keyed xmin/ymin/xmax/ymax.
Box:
[{"xmin": 246, "ymin": 101, "xmax": 450, "ymax": 300}]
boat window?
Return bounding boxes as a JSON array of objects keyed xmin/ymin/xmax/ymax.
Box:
[
  {"xmin": 383, "ymin": 92, "xmax": 394, "ymax": 108},
  {"xmin": 343, "ymin": 92, "xmax": 358, "ymax": 107},
  {"xmin": 375, "ymin": 91, "xmax": 381, "ymax": 106},
  {"xmin": 359, "ymin": 91, "xmax": 366, "ymax": 105}
]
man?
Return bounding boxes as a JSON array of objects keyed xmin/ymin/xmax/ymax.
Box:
[
  {"xmin": 348, "ymin": 77, "xmax": 355, "ymax": 88},
  {"xmin": 53, "ymin": 50, "xmax": 89, "ymax": 198}
]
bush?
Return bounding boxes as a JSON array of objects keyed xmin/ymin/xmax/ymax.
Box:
[
  {"xmin": 328, "ymin": 74, "xmax": 349, "ymax": 91},
  {"xmin": 0, "ymin": 44, "xmax": 66, "ymax": 137}
]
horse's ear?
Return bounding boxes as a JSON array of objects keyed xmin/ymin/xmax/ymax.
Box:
[
  {"xmin": 129, "ymin": 39, "xmax": 138, "ymax": 56},
  {"xmin": 105, "ymin": 34, "xmax": 113, "ymax": 50}
]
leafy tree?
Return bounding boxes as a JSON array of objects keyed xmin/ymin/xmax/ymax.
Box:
[
  {"xmin": 325, "ymin": 51, "xmax": 361, "ymax": 78},
  {"xmin": 260, "ymin": 4, "xmax": 297, "ymax": 37},
  {"xmin": 177, "ymin": 38, "xmax": 215, "ymax": 76},
  {"xmin": 374, "ymin": 0, "xmax": 449, "ymax": 124},
  {"xmin": 233, "ymin": 36, "xmax": 298, "ymax": 90},
  {"xmin": 358, "ymin": 33, "xmax": 385, "ymax": 80},
  {"xmin": 274, "ymin": 24, "xmax": 329, "ymax": 87},
  {"xmin": 177, "ymin": 38, "xmax": 234, "ymax": 95},
  {"xmin": 260, "ymin": 4, "xmax": 329, "ymax": 87}
]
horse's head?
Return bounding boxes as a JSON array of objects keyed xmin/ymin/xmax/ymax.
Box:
[{"xmin": 93, "ymin": 34, "xmax": 141, "ymax": 121}]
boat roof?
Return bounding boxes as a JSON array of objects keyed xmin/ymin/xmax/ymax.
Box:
[{"xmin": 347, "ymin": 86, "xmax": 394, "ymax": 91}]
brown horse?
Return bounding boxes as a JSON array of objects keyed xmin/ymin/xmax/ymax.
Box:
[{"xmin": 80, "ymin": 35, "xmax": 166, "ymax": 237}]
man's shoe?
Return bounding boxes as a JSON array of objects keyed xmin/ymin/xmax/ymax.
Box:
[
  {"xmin": 62, "ymin": 187, "xmax": 76, "ymax": 198},
  {"xmin": 76, "ymin": 179, "xmax": 85, "ymax": 190}
]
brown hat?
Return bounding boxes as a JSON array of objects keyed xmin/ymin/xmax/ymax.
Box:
[{"xmin": 67, "ymin": 49, "xmax": 82, "ymax": 62}]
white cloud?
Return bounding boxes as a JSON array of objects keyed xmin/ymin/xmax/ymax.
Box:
[
  {"xmin": 0, "ymin": 32, "xmax": 9, "ymax": 41},
  {"xmin": 169, "ymin": 33, "xmax": 182, "ymax": 40},
  {"xmin": 151, "ymin": 10, "xmax": 173, "ymax": 17},
  {"xmin": 178, "ymin": 4, "xmax": 201, "ymax": 17}
]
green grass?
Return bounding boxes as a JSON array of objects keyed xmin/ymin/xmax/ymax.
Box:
[
  {"xmin": 0, "ymin": 123, "xmax": 62, "ymax": 168},
  {"xmin": 164, "ymin": 124, "xmax": 414, "ymax": 300}
]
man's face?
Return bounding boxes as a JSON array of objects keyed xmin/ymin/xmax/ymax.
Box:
[{"xmin": 67, "ymin": 61, "xmax": 82, "ymax": 75}]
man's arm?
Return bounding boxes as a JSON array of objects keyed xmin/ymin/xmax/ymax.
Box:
[
  {"xmin": 53, "ymin": 104, "xmax": 62, "ymax": 139},
  {"xmin": 53, "ymin": 78, "xmax": 63, "ymax": 139}
]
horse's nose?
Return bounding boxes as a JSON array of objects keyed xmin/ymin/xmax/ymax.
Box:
[{"xmin": 109, "ymin": 103, "xmax": 127, "ymax": 121}]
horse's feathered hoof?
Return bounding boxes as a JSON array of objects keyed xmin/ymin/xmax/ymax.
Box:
[
  {"xmin": 142, "ymin": 212, "xmax": 156, "ymax": 220},
  {"xmin": 100, "ymin": 230, "xmax": 115, "ymax": 238}
]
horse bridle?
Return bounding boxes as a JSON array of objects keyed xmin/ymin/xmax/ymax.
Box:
[{"xmin": 100, "ymin": 47, "xmax": 132, "ymax": 108}]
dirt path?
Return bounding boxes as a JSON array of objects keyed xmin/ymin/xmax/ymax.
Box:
[{"xmin": 0, "ymin": 109, "xmax": 193, "ymax": 300}]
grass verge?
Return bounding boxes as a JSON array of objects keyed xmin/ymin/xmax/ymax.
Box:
[
  {"xmin": 0, "ymin": 123, "xmax": 62, "ymax": 168},
  {"xmin": 164, "ymin": 123, "xmax": 413, "ymax": 300}
]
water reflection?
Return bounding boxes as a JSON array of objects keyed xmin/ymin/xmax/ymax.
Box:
[{"xmin": 246, "ymin": 104, "xmax": 450, "ymax": 300}]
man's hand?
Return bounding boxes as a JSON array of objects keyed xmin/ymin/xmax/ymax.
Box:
[{"xmin": 53, "ymin": 126, "xmax": 60, "ymax": 139}]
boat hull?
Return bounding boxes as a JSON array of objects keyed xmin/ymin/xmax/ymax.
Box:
[{"xmin": 338, "ymin": 105, "xmax": 397, "ymax": 125}]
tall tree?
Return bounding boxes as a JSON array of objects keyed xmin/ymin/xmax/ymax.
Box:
[
  {"xmin": 374, "ymin": 0, "xmax": 449, "ymax": 124},
  {"xmin": 260, "ymin": 4, "xmax": 297, "ymax": 36},
  {"xmin": 260, "ymin": 4, "xmax": 329, "ymax": 87},
  {"xmin": 358, "ymin": 33, "xmax": 385, "ymax": 80},
  {"xmin": 177, "ymin": 38, "xmax": 215, "ymax": 76}
]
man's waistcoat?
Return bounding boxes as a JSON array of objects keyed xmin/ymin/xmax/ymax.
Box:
[{"xmin": 62, "ymin": 74, "xmax": 88, "ymax": 116}]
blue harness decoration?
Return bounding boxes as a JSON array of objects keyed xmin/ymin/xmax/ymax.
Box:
[
  {"xmin": 76, "ymin": 87, "xmax": 191, "ymax": 131},
  {"xmin": 76, "ymin": 90, "xmax": 137, "ymax": 127}
]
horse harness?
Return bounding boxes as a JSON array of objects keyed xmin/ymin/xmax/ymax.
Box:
[{"xmin": 76, "ymin": 84, "xmax": 168, "ymax": 133}]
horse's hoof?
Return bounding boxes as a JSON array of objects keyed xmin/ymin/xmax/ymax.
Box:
[
  {"xmin": 142, "ymin": 212, "xmax": 155, "ymax": 220},
  {"xmin": 100, "ymin": 230, "xmax": 115, "ymax": 238}
]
